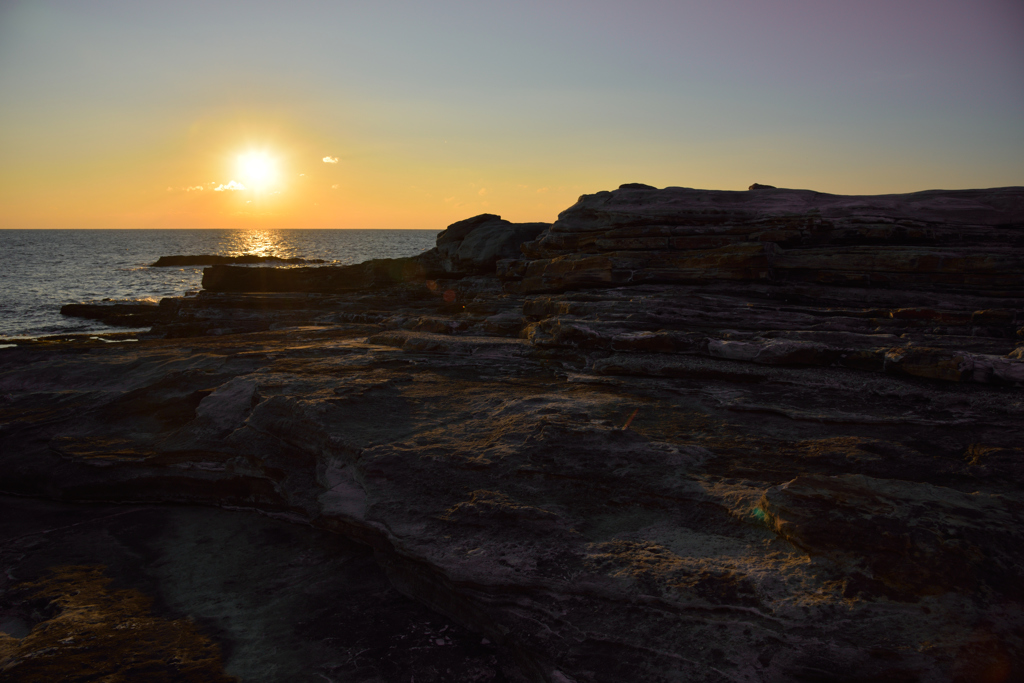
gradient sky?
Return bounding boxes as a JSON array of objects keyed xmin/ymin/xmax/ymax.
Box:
[{"xmin": 1, "ymin": 0, "xmax": 1022, "ymax": 229}]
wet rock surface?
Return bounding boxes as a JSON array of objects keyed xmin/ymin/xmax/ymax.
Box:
[{"xmin": 3, "ymin": 184, "xmax": 1024, "ymax": 682}]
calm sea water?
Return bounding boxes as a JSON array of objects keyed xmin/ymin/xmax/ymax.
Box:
[{"xmin": 0, "ymin": 229, "xmax": 438, "ymax": 339}]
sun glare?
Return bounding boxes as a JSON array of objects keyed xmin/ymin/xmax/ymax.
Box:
[{"xmin": 237, "ymin": 152, "xmax": 278, "ymax": 190}]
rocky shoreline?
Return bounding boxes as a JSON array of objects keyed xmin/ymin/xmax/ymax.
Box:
[
  {"xmin": 4, "ymin": 184, "xmax": 1023, "ymax": 682},
  {"xmin": 151, "ymin": 254, "xmax": 327, "ymax": 267}
]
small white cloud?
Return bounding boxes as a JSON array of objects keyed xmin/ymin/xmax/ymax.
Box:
[
  {"xmin": 299, "ymin": 174, "xmax": 305, "ymax": 177},
  {"xmin": 478, "ymin": 188, "xmax": 487, "ymax": 196},
  {"xmin": 214, "ymin": 180, "xmax": 246, "ymax": 192},
  {"xmin": 331, "ymin": 184, "xmax": 339, "ymax": 189},
  {"xmin": 166, "ymin": 187, "xmax": 173, "ymax": 192},
  {"xmin": 185, "ymin": 185, "xmax": 204, "ymax": 192},
  {"xmin": 536, "ymin": 187, "xmax": 549, "ymax": 194},
  {"xmin": 322, "ymin": 156, "xmax": 339, "ymax": 164}
]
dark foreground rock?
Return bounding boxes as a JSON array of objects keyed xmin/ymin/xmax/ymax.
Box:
[
  {"xmin": 0, "ymin": 495, "xmax": 507, "ymax": 682},
  {"xmin": 199, "ymin": 251, "xmax": 449, "ymax": 294},
  {"xmin": 436, "ymin": 214, "xmax": 550, "ymax": 274},
  {"xmin": 60, "ymin": 300, "xmax": 165, "ymax": 327},
  {"xmin": 3, "ymin": 184, "xmax": 1023, "ymax": 682},
  {"xmin": 197, "ymin": 214, "xmax": 549, "ymax": 294}
]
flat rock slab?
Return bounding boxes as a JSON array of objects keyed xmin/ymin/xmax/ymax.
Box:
[
  {"xmin": 368, "ymin": 330, "xmax": 534, "ymax": 357},
  {"xmin": 2, "ymin": 328, "xmax": 1022, "ymax": 682},
  {"xmin": 0, "ymin": 495, "xmax": 508, "ymax": 682},
  {"xmin": 4, "ymin": 185, "xmax": 1024, "ymax": 682}
]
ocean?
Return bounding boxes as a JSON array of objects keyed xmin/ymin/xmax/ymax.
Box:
[{"xmin": 0, "ymin": 229, "xmax": 438, "ymax": 340}]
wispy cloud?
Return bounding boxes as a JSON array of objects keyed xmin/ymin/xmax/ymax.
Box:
[
  {"xmin": 214, "ymin": 180, "xmax": 246, "ymax": 192},
  {"xmin": 478, "ymin": 188, "xmax": 487, "ymax": 196},
  {"xmin": 185, "ymin": 185, "xmax": 204, "ymax": 192},
  {"xmin": 331, "ymin": 184, "xmax": 339, "ymax": 189},
  {"xmin": 322, "ymin": 156, "xmax": 339, "ymax": 164},
  {"xmin": 536, "ymin": 187, "xmax": 549, "ymax": 194}
]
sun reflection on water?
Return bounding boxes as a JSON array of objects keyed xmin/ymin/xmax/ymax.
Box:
[{"xmin": 225, "ymin": 230, "xmax": 296, "ymax": 259}]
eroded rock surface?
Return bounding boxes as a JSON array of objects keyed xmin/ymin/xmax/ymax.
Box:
[
  {"xmin": 437, "ymin": 214, "xmax": 550, "ymax": 274},
  {"xmin": 60, "ymin": 300, "xmax": 164, "ymax": 327},
  {"xmin": 0, "ymin": 496, "xmax": 507, "ymax": 682},
  {"xmin": 3, "ymin": 184, "xmax": 1023, "ymax": 682}
]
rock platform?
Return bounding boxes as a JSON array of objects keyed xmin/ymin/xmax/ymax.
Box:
[
  {"xmin": 5, "ymin": 184, "xmax": 1024, "ymax": 682},
  {"xmin": 151, "ymin": 254, "xmax": 327, "ymax": 267}
]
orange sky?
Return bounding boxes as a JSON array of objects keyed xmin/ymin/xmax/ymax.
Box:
[
  {"xmin": 1, "ymin": 1, "xmax": 1022, "ymax": 230},
  {"xmin": 0, "ymin": 106, "xmax": 590, "ymax": 229}
]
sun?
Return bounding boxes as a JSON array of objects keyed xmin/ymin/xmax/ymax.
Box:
[{"xmin": 237, "ymin": 151, "xmax": 277, "ymax": 190}]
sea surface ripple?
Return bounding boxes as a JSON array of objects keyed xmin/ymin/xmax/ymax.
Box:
[{"xmin": 0, "ymin": 229, "xmax": 437, "ymax": 339}]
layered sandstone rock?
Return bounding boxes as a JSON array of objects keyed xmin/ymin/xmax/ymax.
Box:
[
  {"xmin": 5, "ymin": 184, "xmax": 1024, "ymax": 682},
  {"xmin": 507, "ymin": 185, "xmax": 1024, "ymax": 388},
  {"xmin": 60, "ymin": 300, "xmax": 164, "ymax": 327},
  {"xmin": 195, "ymin": 214, "xmax": 549, "ymax": 294},
  {"xmin": 199, "ymin": 250, "xmax": 448, "ymax": 293},
  {"xmin": 516, "ymin": 184, "xmax": 1024, "ymax": 294},
  {"xmin": 436, "ymin": 214, "xmax": 550, "ymax": 274}
]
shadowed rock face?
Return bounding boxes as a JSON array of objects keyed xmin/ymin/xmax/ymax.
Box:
[
  {"xmin": 191, "ymin": 214, "xmax": 549, "ymax": 294},
  {"xmin": 517, "ymin": 185, "xmax": 1024, "ymax": 294},
  {"xmin": 198, "ymin": 250, "xmax": 450, "ymax": 294},
  {"xmin": 4, "ymin": 184, "xmax": 1024, "ymax": 682},
  {"xmin": 151, "ymin": 254, "xmax": 326, "ymax": 267},
  {"xmin": 437, "ymin": 214, "xmax": 550, "ymax": 274},
  {"xmin": 0, "ymin": 496, "xmax": 507, "ymax": 682},
  {"xmin": 60, "ymin": 300, "xmax": 164, "ymax": 327}
]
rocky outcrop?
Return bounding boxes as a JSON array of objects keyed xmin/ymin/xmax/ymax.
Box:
[
  {"xmin": 515, "ymin": 184, "xmax": 1024, "ymax": 294},
  {"xmin": 148, "ymin": 274, "xmax": 519, "ymax": 339},
  {"xmin": 200, "ymin": 251, "xmax": 448, "ymax": 293},
  {"xmin": 60, "ymin": 300, "xmax": 165, "ymax": 327},
  {"xmin": 151, "ymin": 254, "xmax": 326, "ymax": 266},
  {"xmin": 3, "ymin": 184, "xmax": 1024, "ymax": 682},
  {"xmin": 198, "ymin": 214, "xmax": 548, "ymax": 294},
  {"xmin": 506, "ymin": 185, "xmax": 1024, "ymax": 388},
  {"xmin": 436, "ymin": 214, "xmax": 549, "ymax": 274}
]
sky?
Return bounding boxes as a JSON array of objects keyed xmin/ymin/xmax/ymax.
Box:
[{"xmin": 1, "ymin": 0, "xmax": 1022, "ymax": 229}]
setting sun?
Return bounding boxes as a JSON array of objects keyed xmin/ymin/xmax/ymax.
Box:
[{"xmin": 237, "ymin": 152, "xmax": 278, "ymax": 191}]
